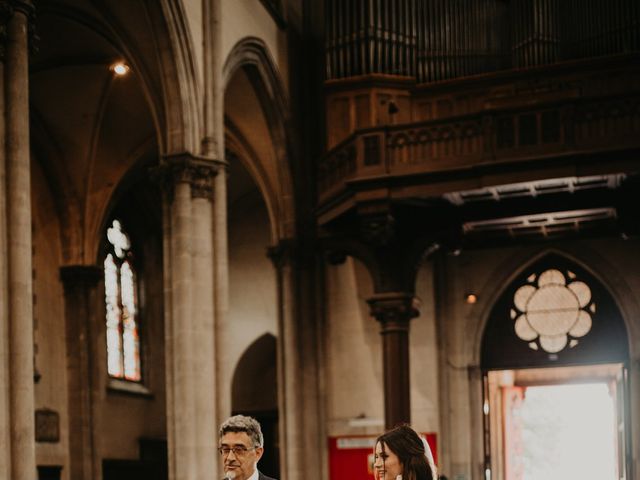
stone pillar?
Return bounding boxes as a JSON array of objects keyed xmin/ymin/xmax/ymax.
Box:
[
  {"xmin": 0, "ymin": 3, "xmax": 11, "ymax": 476},
  {"xmin": 268, "ymin": 242, "xmax": 304, "ymax": 480},
  {"xmin": 167, "ymin": 175, "xmax": 196, "ymax": 480},
  {"xmin": 433, "ymin": 252, "xmax": 452, "ymax": 476},
  {"xmin": 160, "ymin": 154, "xmax": 219, "ymax": 480},
  {"xmin": 368, "ymin": 292, "xmax": 419, "ymax": 429},
  {"xmin": 203, "ymin": 0, "xmax": 230, "ymax": 438},
  {"xmin": 60, "ymin": 266, "xmax": 102, "ymax": 480},
  {"xmin": 213, "ymin": 168, "xmax": 228, "ymax": 419},
  {"xmin": 191, "ymin": 178, "xmax": 216, "ymax": 480},
  {"xmin": 3, "ymin": 1, "xmax": 36, "ymax": 479}
]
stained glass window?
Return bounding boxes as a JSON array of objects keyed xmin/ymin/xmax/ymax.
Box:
[
  {"xmin": 482, "ymin": 254, "xmax": 628, "ymax": 370},
  {"xmin": 104, "ymin": 219, "xmax": 141, "ymax": 381},
  {"xmin": 511, "ymin": 268, "xmax": 594, "ymax": 354}
]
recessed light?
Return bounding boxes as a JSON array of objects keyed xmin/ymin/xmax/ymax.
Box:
[
  {"xmin": 111, "ymin": 62, "xmax": 130, "ymax": 76},
  {"xmin": 465, "ymin": 293, "xmax": 477, "ymax": 304}
]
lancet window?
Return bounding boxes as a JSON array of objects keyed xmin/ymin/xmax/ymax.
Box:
[{"xmin": 104, "ymin": 219, "xmax": 142, "ymax": 381}]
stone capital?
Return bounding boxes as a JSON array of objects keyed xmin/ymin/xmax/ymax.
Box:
[
  {"xmin": 267, "ymin": 238, "xmax": 298, "ymax": 270},
  {"xmin": 355, "ymin": 201, "xmax": 396, "ymax": 246},
  {"xmin": 152, "ymin": 153, "xmax": 223, "ymax": 202},
  {"xmin": 360, "ymin": 212, "xmax": 395, "ymax": 246},
  {"xmin": 367, "ymin": 292, "xmax": 420, "ymax": 330}
]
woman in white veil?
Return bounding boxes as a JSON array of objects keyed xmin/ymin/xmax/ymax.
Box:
[{"xmin": 373, "ymin": 424, "xmax": 437, "ymax": 480}]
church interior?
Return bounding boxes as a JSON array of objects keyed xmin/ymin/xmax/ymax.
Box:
[{"xmin": 0, "ymin": 0, "xmax": 639, "ymax": 479}]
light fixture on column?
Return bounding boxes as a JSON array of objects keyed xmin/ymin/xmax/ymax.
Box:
[
  {"xmin": 110, "ymin": 61, "xmax": 130, "ymax": 76},
  {"xmin": 465, "ymin": 293, "xmax": 477, "ymax": 304}
]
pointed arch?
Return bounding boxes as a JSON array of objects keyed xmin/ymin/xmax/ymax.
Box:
[
  {"xmin": 36, "ymin": 1, "xmax": 202, "ymax": 156},
  {"xmin": 475, "ymin": 249, "xmax": 631, "ymax": 370},
  {"xmin": 223, "ymin": 37, "xmax": 295, "ymax": 240},
  {"xmin": 231, "ymin": 333, "xmax": 277, "ymax": 412},
  {"xmin": 31, "ymin": 1, "xmax": 202, "ymax": 265},
  {"xmin": 231, "ymin": 334, "xmax": 279, "ymax": 478},
  {"xmin": 154, "ymin": 0, "xmax": 202, "ymax": 153}
]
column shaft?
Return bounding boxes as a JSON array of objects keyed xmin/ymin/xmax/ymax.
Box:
[
  {"xmin": 213, "ymin": 169, "xmax": 229, "ymax": 421},
  {"xmin": 60, "ymin": 266, "xmax": 101, "ymax": 480},
  {"xmin": 6, "ymin": 3, "xmax": 35, "ymax": 479},
  {"xmin": 269, "ymin": 243, "xmax": 305, "ymax": 480},
  {"xmin": 162, "ymin": 190, "xmax": 176, "ymax": 480},
  {"xmin": 169, "ymin": 180, "xmax": 196, "ymax": 480},
  {"xmin": 203, "ymin": 6, "xmax": 227, "ymax": 465},
  {"xmin": 382, "ymin": 321, "xmax": 411, "ymax": 428},
  {"xmin": 281, "ymin": 262, "xmax": 303, "ymax": 480},
  {"xmin": 192, "ymin": 195, "xmax": 216, "ymax": 480},
  {"xmin": 0, "ymin": 54, "xmax": 10, "ymax": 480},
  {"xmin": 368, "ymin": 293, "xmax": 419, "ymax": 429},
  {"xmin": 298, "ymin": 256, "xmax": 324, "ymax": 480},
  {"xmin": 161, "ymin": 157, "xmax": 219, "ymax": 480}
]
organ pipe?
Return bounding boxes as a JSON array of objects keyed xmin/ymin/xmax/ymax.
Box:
[{"xmin": 324, "ymin": 0, "xmax": 640, "ymax": 82}]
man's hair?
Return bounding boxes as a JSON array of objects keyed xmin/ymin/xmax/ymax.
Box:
[{"xmin": 219, "ymin": 415, "xmax": 264, "ymax": 448}]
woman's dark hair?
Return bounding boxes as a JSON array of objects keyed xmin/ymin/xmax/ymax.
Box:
[{"xmin": 376, "ymin": 424, "xmax": 435, "ymax": 480}]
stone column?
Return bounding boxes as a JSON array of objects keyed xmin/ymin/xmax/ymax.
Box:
[
  {"xmin": 191, "ymin": 171, "xmax": 216, "ymax": 480},
  {"xmin": 368, "ymin": 292, "xmax": 419, "ymax": 429},
  {"xmin": 0, "ymin": 3, "xmax": 11, "ymax": 476},
  {"xmin": 213, "ymin": 168, "xmax": 228, "ymax": 419},
  {"xmin": 268, "ymin": 242, "xmax": 304, "ymax": 480},
  {"xmin": 203, "ymin": 0, "xmax": 230, "ymax": 436},
  {"xmin": 433, "ymin": 252, "xmax": 452, "ymax": 476},
  {"xmin": 166, "ymin": 173, "xmax": 196, "ymax": 480},
  {"xmin": 4, "ymin": 1, "xmax": 36, "ymax": 479},
  {"xmin": 160, "ymin": 154, "xmax": 219, "ymax": 480},
  {"xmin": 60, "ymin": 266, "xmax": 102, "ymax": 480}
]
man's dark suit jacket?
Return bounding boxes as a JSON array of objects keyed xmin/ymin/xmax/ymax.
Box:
[{"xmin": 259, "ymin": 471, "xmax": 277, "ymax": 480}]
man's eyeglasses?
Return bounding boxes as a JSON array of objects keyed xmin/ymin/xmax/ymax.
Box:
[{"xmin": 218, "ymin": 446, "xmax": 256, "ymax": 457}]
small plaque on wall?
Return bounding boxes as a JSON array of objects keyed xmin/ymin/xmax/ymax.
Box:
[{"xmin": 35, "ymin": 408, "xmax": 59, "ymax": 443}]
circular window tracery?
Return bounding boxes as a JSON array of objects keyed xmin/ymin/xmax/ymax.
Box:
[{"xmin": 511, "ymin": 268, "xmax": 595, "ymax": 353}]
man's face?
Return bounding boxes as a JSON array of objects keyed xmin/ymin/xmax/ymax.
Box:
[{"xmin": 220, "ymin": 431, "xmax": 264, "ymax": 480}]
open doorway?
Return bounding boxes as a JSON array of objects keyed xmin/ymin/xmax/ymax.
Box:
[{"xmin": 484, "ymin": 364, "xmax": 629, "ymax": 480}]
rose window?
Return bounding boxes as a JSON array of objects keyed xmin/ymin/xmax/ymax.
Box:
[{"xmin": 511, "ymin": 269, "xmax": 595, "ymax": 353}]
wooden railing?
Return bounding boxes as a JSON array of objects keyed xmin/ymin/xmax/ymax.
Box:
[{"xmin": 318, "ymin": 94, "xmax": 640, "ymax": 205}]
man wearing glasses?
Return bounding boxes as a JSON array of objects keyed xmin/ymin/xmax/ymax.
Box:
[{"xmin": 218, "ymin": 414, "xmax": 277, "ymax": 480}]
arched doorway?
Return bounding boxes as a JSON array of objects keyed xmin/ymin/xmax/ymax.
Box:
[
  {"xmin": 231, "ymin": 334, "xmax": 279, "ymax": 478},
  {"xmin": 481, "ymin": 253, "xmax": 631, "ymax": 480}
]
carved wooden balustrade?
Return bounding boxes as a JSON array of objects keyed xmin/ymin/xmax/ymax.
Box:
[{"xmin": 318, "ymin": 92, "xmax": 640, "ymax": 221}]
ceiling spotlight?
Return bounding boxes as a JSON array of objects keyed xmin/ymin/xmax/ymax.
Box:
[
  {"xmin": 465, "ymin": 293, "xmax": 477, "ymax": 304},
  {"xmin": 111, "ymin": 62, "xmax": 130, "ymax": 76}
]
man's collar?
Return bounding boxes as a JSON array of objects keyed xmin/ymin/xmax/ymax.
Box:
[{"xmin": 248, "ymin": 468, "xmax": 260, "ymax": 480}]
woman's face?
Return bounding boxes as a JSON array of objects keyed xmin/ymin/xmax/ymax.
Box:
[{"xmin": 373, "ymin": 441, "xmax": 403, "ymax": 480}]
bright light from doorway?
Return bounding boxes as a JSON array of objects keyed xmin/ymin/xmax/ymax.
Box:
[{"xmin": 519, "ymin": 383, "xmax": 616, "ymax": 480}]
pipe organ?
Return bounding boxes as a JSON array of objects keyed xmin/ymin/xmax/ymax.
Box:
[{"xmin": 325, "ymin": 0, "xmax": 640, "ymax": 82}]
